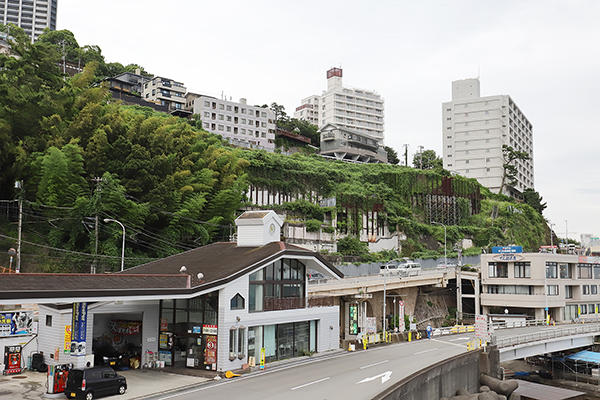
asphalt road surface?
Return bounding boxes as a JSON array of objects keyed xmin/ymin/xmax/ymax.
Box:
[
  {"xmin": 144, "ymin": 324, "xmax": 565, "ymax": 400},
  {"xmin": 146, "ymin": 335, "xmax": 471, "ymax": 400}
]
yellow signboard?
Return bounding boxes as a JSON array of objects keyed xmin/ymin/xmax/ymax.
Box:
[{"xmin": 64, "ymin": 325, "xmax": 72, "ymax": 354}]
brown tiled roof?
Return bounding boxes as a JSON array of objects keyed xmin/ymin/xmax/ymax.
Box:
[
  {"xmin": 0, "ymin": 274, "xmax": 189, "ymax": 291},
  {"xmin": 0, "ymin": 242, "xmax": 341, "ymax": 302},
  {"xmin": 0, "ymin": 273, "xmax": 191, "ymax": 301},
  {"xmin": 121, "ymin": 241, "xmax": 341, "ymax": 290}
]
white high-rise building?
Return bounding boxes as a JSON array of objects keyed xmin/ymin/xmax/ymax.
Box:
[
  {"xmin": 294, "ymin": 68, "xmax": 385, "ymax": 139},
  {"xmin": 442, "ymin": 78, "xmax": 534, "ymax": 196},
  {"xmin": 0, "ymin": 0, "xmax": 57, "ymax": 42}
]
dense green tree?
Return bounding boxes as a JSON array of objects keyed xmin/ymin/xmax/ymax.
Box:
[
  {"xmin": 522, "ymin": 188, "xmax": 547, "ymax": 215},
  {"xmin": 412, "ymin": 149, "xmax": 442, "ymax": 170},
  {"xmin": 384, "ymin": 146, "xmax": 400, "ymax": 165}
]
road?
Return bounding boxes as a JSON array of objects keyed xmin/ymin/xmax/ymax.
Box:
[
  {"xmin": 146, "ymin": 335, "xmax": 470, "ymax": 400},
  {"xmin": 145, "ymin": 324, "xmax": 580, "ymax": 400}
]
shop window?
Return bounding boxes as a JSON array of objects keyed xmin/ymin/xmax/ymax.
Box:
[{"xmin": 230, "ymin": 294, "xmax": 245, "ymax": 310}]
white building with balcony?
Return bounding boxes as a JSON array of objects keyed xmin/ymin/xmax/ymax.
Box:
[
  {"xmin": 294, "ymin": 68, "xmax": 385, "ymax": 140},
  {"xmin": 193, "ymin": 96, "xmax": 275, "ymax": 151},
  {"xmin": 481, "ymin": 253, "xmax": 600, "ymax": 323},
  {"xmin": 142, "ymin": 76, "xmax": 188, "ymax": 116},
  {"xmin": 442, "ymin": 78, "xmax": 534, "ymax": 196},
  {"xmin": 319, "ymin": 123, "xmax": 387, "ymax": 163}
]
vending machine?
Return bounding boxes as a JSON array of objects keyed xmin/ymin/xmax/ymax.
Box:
[
  {"xmin": 3, "ymin": 345, "xmax": 22, "ymax": 375},
  {"xmin": 47, "ymin": 364, "xmax": 71, "ymax": 394}
]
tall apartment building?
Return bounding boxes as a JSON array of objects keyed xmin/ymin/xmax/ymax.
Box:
[
  {"xmin": 442, "ymin": 78, "xmax": 534, "ymax": 196},
  {"xmin": 193, "ymin": 96, "xmax": 275, "ymax": 151},
  {"xmin": 0, "ymin": 0, "xmax": 57, "ymax": 42},
  {"xmin": 142, "ymin": 76, "xmax": 188, "ymax": 116},
  {"xmin": 294, "ymin": 68, "xmax": 385, "ymax": 139}
]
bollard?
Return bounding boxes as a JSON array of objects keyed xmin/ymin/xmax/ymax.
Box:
[{"xmin": 408, "ymin": 331, "xmax": 411, "ymax": 342}]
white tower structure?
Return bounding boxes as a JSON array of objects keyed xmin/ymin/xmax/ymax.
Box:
[
  {"xmin": 442, "ymin": 78, "xmax": 534, "ymax": 196},
  {"xmin": 0, "ymin": 0, "xmax": 57, "ymax": 42}
]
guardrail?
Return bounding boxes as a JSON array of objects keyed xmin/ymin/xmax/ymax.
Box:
[
  {"xmin": 308, "ymin": 268, "xmax": 449, "ymax": 287},
  {"xmin": 494, "ymin": 323, "xmax": 600, "ymax": 349}
]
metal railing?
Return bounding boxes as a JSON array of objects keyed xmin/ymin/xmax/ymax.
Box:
[
  {"xmin": 308, "ymin": 268, "xmax": 448, "ymax": 287},
  {"xmin": 494, "ymin": 322, "xmax": 600, "ymax": 349}
]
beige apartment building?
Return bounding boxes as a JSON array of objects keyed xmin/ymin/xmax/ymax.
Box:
[
  {"xmin": 442, "ymin": 78, "xmax": 534, "ymax": 196},
  {"xmin": 481, "ymin": 253, "xmax": 600, "ymax": 323}
]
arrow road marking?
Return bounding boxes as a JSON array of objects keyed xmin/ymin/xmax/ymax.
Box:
[{"xmin": 357, "ymin": 371, "xmax": 392, "ymax": 384}]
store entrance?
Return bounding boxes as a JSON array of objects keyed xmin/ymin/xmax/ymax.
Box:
[{"xmin": 173, "ymin": 333, "xmax": 204, "ymax": 368}]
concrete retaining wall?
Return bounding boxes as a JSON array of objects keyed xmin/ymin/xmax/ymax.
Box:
[{"xmin": 373, "ymin": 349, "xmax": 485, "ymax": 400}]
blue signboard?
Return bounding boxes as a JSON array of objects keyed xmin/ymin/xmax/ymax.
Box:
[
  {"xmin": 492, "ymin": 246, "xmax": 523, "ymax": 254},
  {"xmin": 71, "ymin": 302, "xmax": 88, "ymax": 356}
]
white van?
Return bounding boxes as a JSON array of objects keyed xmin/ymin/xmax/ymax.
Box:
[{"xmin": 380, "ymin": 260, "xmax": 421, "ymax": 277}]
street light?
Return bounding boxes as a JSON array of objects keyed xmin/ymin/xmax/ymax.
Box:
[
  {"xmin": 432, "ymin": 222, "xmax": 447, "ymax": 268},
  {"xmin": 549, "ymin": 221, "xmax": 555, "ymax": 253},
  {"xmin": 382, "ymin": 261, "xmax": 394, "ymax": 334},
  {"xmin": 104, "ymin": 218, "xmax": 125, "ymax": 272}
]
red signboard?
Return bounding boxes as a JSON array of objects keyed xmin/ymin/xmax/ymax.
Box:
[{"xmin": 204, "ymin": 335, "xmax": 217, "ymax": 367}]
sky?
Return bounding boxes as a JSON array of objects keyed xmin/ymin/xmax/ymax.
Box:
[{"xmin": 57, "ymin": 0, "xmax": 600, "ymax": 243}]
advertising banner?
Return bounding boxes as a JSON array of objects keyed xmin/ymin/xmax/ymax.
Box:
[
  {"xmin": 398, "ymin": 301, "xmax": 405, "ymax": 331},
  {"xmin": 492, "ymin": 246, "xmax": 523, "ymax": 254},
  {"xmin": 204, "ymin": 335, "xmax": 217, "ymax": 367},
  {"xmin": 349, "ymin": 304, "xmax": 358, "ymax": 335},
  {"xmin": 0, "ymin": 311, "xmax": 33, "ymax": 336},
  {"xmin": 110, "ymin": 320, "xmax": 142, "ymax": 335},
  {"xmin": 70, "ymin": 302, "xmax": 87, "ymax": 356},
  {"xmin": 64, "ymin": 325, "xmax": 71, "ymax": 354}
]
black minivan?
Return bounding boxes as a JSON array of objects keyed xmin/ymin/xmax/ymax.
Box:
[{"xmin": 64, "ymin": 366, "xmax": 127, "ymax": 400}]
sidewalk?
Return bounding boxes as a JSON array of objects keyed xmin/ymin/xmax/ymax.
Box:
[{"xmin": 0, "ymin": 368, "xmax": 207, "ymax": 400}]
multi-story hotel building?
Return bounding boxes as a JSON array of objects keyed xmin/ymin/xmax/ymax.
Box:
[
  {"xmin": 294, "ymin": 68, "xmax": 384, "ymax": 139},
  {"xmin": 481, "ymin": 252, "xmax": 600, "ymax": 323},
  {"xmin": 193, "ymin": 96, "xmax": 275, "ymax": 151},
  {"xmin": 142, "ymin": 76, "xmax": 187, "ymax": 114},
  {"xmin": 442, "ymin": 78, "xmax": 534, "ymax": 196},
  {"xmin": 0, "ymin": 0, "xmax": 57, "ymax": 42}
]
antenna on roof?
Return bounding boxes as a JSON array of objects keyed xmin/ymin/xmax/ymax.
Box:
[{"xmin": 477, "ymin": 65, "xmax": 480, "ymax": 79}]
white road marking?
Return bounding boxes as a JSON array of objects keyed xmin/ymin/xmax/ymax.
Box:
[
  {"xmin": 291, "ymin": 377, "xmax": 330, "ymax": 391},
  {"xmin": 431, "ymin": 338, "xmax": 466, "ymax": 348},
  {"xmin": 360, "ymin": 360, "xmax": 389, "ymax": 369},
  {"xmin": 357, "ymin": 371, "xmax": 393, "ymax": 384},
  {"xmin": 414, "ymin": 348, "xmax": 437, "ymax": 355}
]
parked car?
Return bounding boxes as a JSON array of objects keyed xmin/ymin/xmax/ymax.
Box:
[
  {"xmin": 308, "ymin": 272, "xmax": 327, "ymax": 282},
  {"xmin": 380, "ymin": 259, "xmax": 421, "ymax": 277},
  {"xmin": 65, "ymin": 366, "xmax": 127, "ymax": 400},
  {"xmin": 93, "ymin": 345, "xmax": 124, "ymax": 368}
]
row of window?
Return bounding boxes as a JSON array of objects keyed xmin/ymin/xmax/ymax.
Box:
[
  {"xmin": 202, "ymin": 112, "xmax": 269, "ymax": 127},
  {"xmin": 203, "ymin": 122, "xmax": 267, "ymax": 138},
  {"xmin": 202, "ymin": 101, "xmax": 267, "ymax": 117},
  {"xmin": 488, "ymin": 262, "xmax": 583, "ymax": 279}
]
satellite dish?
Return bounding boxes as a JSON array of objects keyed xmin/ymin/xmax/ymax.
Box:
[{"xmin": 180, "ymin": 266, "xmax": 187, "ymax": 273}]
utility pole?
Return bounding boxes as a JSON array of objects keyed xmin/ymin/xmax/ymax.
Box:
[
  {"xmin": 91, "ymin": 177, "xmax": 103, "ymax": 274},
  {"xmin": 403, "ymin": 144, "xmax": 409, "ymax": 167},
  {"xmin": 417, "ymin": 145, "xmax": 424, "ymax": 169},
  {"xmin": 15, "ymin": 181, "xmax": 23, "ymax": 273}
]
